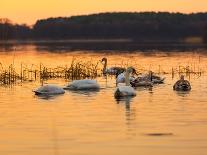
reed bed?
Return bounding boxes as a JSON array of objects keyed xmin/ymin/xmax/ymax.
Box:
[
  {"xmin": 171, "ymin": 65, "xmax": 203, "ymax": 79},
  {"xmin": 0, "ymin": 59, "xmax": 205, "ymax": 86},
  {"xmin": 0, "ymin": 63, "xmax": 21, "ymax": 85},
  {"xmin": 0, "ymin": 59, "xmax": 100, "ymax": 85},
  {"xmin": 107, "ymin": 62, "xmax": 203, "ymax": 76}
]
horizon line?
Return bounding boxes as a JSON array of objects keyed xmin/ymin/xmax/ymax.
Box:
[{"xmin": 1, "ymin": 11, "xmax": 207, "ymax": 26}]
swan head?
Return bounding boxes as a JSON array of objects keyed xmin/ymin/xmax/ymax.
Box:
[
  {"xmin": 125, "ymin": 67, "xmax": 134, "ymax": 86},
  {"xmin": 126, "ymin": 67, "xmax": 137, "ymax": 75},
  {"xmin": 126, "ymin": 67, "xmax": 134, "ymax": 74},
  {"xmin": 101, "ymin": 57, "xmax": 107, "ymax": 74},
  {"xmin": 101, "ymin": 57, "xmax": 107, "ymax": 63},
  {"xmin": 180, "ymin": 75, "xmax": 184, "ymax": 80}
]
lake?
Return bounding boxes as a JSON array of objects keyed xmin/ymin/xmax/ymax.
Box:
[{"xmin": 0, "ymin": 43, "xmax": 207, "ymax": 155}]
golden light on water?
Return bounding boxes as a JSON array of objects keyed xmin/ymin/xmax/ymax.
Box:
[
  {"xmin": 0, "ymin": 45, "xmax": 207, "ymax": 155},
  {"xmin": 0, "ymin": 0, "xmax": 207, "ymax": 153},
  {"xmin": 1, "ymin": 0, "xmax": 207, "ymax": 24}
]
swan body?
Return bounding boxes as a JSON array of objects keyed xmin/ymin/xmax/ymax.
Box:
[
  {"xmin": 139, "ymin": 71, "xmax": 165, "ymax": 84},
  {"xmin": 152, "ymin": 77, "xmax": 165, "ymax": 84},
  {"xmin": 130, "ymin": 78, "xmax": 153, "ymax": 87},
  {"xmin": 34, "ymin": 85, "xmax": 65, "ymax": 95},
  {"xmin": 116, "ymin": 72, "xmax": 135, "ymax": 84},
  {"xmin": 101, "ymin": 57, "xmax": 125, "ymax": 75},
  {"xmin": 105, "ymin": 67, "xmax": 126, "ymax": 75},
  {"xmin": 173, "ymin": 76, "xmax": 191, "ymax": 91},
  {"xmin": 114, "ymin": 85, "xmax": 136, "ymax": 97},
  {"xmin": 115, "ymin": 67, "xmax": 136, "ymax": 98},
  {"xmin": 64, "ymin": 79, "xmax": 100, "ymax": 90},
  {"xmin": 150, "ymin": 73, "xmax": 165, "ymax": 84}
]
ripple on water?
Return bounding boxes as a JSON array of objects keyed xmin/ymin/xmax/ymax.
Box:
[{"xmin": 1, "ymin": 49, "xmax": 207, "ymax": 155}]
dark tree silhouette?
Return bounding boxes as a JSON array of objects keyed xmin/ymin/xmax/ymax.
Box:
[
  {"xmin": 1, "ymin": 12, "xmax": 207, "ymax": 41},
  {"xmin": 32, "ymin": 12, "xmax": 207, "ymax": 40},
  {"xmin": 0, "ymin": 18, "xmax": 31, "ymax": 40},
  {"xmin": 204, "ymin": 25, "xmax": 207, "ymax": 43}
]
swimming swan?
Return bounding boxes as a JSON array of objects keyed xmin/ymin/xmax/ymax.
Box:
[
  {"xmin": 142, "ymin": 71, "xmax": 165, "ymax": 84},
  {"xmin": 173, "ymin": 75, "xmax": 191, "ymax": 91},
  {"xmin": 116, "ymin": 71, "xmax": 135, "ymax": 85},
  {"xmin": 64, "ymin": 79, "xmax": 100, "ymax": 90},
  {"xmin": 130, "ymin": 77, "xmax": 153, "ymax": 87},
  {"xmin": 34, "ymin": 85, "xmax": 65, "ymax": 95},
  {"xmin": 114, "ymin": 67, "xmax": 136, "ymax": 98},
  {"xmin": 101, "ymin": 57, "xmax": 125, "ymax": 75}
]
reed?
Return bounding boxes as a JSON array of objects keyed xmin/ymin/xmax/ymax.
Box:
[
  {"xmin": 0, "ymin": 59, "xmax": 204, "ymax": 86},
  {"xmin": 171, "ymin": 65, "xmax": 203, "ymax": 78},
  {"xmin": 0, "ymin": 63, "xmax": 21, "ymax": 85},
  {"xmin": 0, "ymin": 59, "xmax": 100, "ymax": 85}
]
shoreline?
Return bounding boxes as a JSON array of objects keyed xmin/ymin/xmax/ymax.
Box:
[{"xmin": 0, "ymin": 39, "xmax": 206, "ymax": 51}]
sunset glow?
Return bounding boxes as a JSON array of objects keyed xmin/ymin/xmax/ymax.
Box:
[{"xmin": 1, "ymin": 0, "xmax": 207, "ymax": 25}]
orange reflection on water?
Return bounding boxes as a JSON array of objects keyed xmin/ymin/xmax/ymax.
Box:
[{"xmin": 0, "ymin": 45, "xmax": 207, "ymax": 155}]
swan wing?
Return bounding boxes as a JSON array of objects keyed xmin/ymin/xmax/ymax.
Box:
[
  {"xmin": 35, "ymin": 85, "xmax": 65, "ymax": 95},
  {"xmin": 65, "ymin": 79, "xmax": 100, "ymax": 90},
  {"xmin": 116, "ymin": 73, "xmax": 125, "ymax": 83},
  {"xmin": 115, "ymin": 85, "xmax": 136, "ymax": 97}
]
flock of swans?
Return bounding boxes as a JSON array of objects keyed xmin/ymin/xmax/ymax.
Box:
[{"xmin": 34, "ymin": 58, "xmax": 191, "ymax": 98}]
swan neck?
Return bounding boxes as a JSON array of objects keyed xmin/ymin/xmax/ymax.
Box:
[
  {"xmin": 103, "ymin": 59, "xmax": 107, "ymax": 72},
  {"xmin": 125, "ymin": 71, "xmax": 130, "ymax": 86}
]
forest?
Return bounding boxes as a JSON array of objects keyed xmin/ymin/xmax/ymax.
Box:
[{"xmin": 0, "ymin": 12, "xmax": 207, "ymax": 42}]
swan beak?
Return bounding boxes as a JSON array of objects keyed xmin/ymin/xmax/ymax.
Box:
[{"xmin": 100, "ymin": 60, "xmax": 104, "ymax": 64}]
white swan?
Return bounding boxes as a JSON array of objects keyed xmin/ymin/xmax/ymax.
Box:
[
  {"xmin": 114, "ymin": 67, "xmax": 136, "ymax": 98},
  {"xmin": 34, "ymin": 84, "xmax": 65, "ymax": 95},
  {"xmin": 64, "ymin": 79, "xmax": 100, "ymax": 90},
  {"xmin": 116, "ymin": 71, "xmax": 135, "ymax": 85},
  {"xmin": 101, "ymin": 57, "xmax": 125, "ymax": 75}
]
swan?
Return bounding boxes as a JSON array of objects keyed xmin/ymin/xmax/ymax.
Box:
[
  {"xmin": 64, "ymin": 79, "xmax": 100, "ymax": 90},
  {"xmin": 173, "ymin": 75, "xmax": 191, "ymax": 91},
  {"xmin": 138, "ymin": 71, "xmax": 165, "ymax": 84},
  {"xmin": 101, "ymin": 57, "xmax": 125, "ymax": 75},
  {"xmin": 116, "ymin": 71, "xmax": 136, "ymax": 85},
  {"xmin": 149, "ymin": 72, "xmax": 165, "ymax": 84},
  {"xmin": 130, "ymin": 77, "xmax": 153, "ymax": 87},
  {"xmin": 34, "ymin": 84, "xmax": 65, "ymax": 95},
  {"xmin": 114, "ymin": 67, "xmax": 136, "ymax": 98}
]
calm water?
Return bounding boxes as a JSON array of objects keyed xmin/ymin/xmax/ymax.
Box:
[{"xmin": 0, "ymin": 45, "xmax": 207, "ymax": 155}]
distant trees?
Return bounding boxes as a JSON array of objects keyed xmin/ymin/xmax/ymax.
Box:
[
  {"xmin": 1, "ymin": 12, "xmax": 207, "ymax": 41},
  {"xmin": 0, "ymin": 18, "xmax": 31, "ymax": 40},
  {"xmin": 0, "ymin": 18, "xmax": 13, "ymax": 40},
  {"xmin": 32, "ymin": 12, "xmax": 207, "ymax": 40},
  {"xmin": 204, "ymin": 25, "xmax": 207, "ymax": 43}
]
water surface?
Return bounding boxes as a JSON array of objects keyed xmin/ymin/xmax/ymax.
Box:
[{"xmin": 0, "ymin": 45, "xmax": 207, "ymax": 155}]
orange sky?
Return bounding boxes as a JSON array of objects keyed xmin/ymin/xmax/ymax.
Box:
[{"xmin": 1, "ymin": 0, "xmax": 207, "ymax": 25}]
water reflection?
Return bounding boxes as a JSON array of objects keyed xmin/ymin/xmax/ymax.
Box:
[
  {"xmin": 135, "ymin": 86, "xmax": 153, "ymax": 92},
  {"xmin": 115, "ymin": 96, "xmax": 132, "ymax": 110},
  {"xmin": 115, "ymin": 97, "xmax": 137, "ymax": 138},
  {"xmin": 35, "ymin": 94, "xmax": 65, "ymax": 100},
  {"xmin": 144, "ymin": 132, "xmax": 174, "ymax": 137},
  {"xmin": 65, "ymin": 89, "xmax": 100, "ymax": 96},
  {"xmin": 175, "ymin": 90, "xmax": 191, "ymax": 97},
  {"xmin": 1, "ymin": 45, "xmax": 207, "ymax": 155},
  {"xmin": 50, "ymin": 107, "xmax": 60, "ymax": 155},
  {"xmin": 33, "ymin": 42, "xmax": 207, "ymax": 52}
]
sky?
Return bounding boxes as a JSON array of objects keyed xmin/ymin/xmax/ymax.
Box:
[{"xmin": 1, "ymin": 0, "xmax": 207, "ymax": 25}]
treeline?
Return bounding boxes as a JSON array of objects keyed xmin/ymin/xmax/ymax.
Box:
[
  {"xmin": 204, "ymin": 25, "xmax": 207, "ymax": 43},
  {"xmin": 0, "ymin": 18, "xmax": 31, "ymax": 40},
  {"xmin": 1, "ymin": 12, "xmax": 207, "ymax": 41}
]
